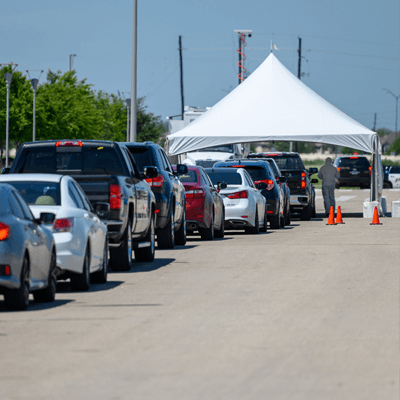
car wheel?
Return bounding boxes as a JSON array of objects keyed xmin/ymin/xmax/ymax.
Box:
[
  {"xmin": 4, "ymin": 255, "xmax": 30, "ymax": 311},
  {"xmin": 33, "ymin": 248, "xmax": 57, "ymax": 303},
  {"xmin": 300, "ymin": 203, "xmax": 312, "ymax": 221},
  {"xmin": 157, "ymin": 206, "xmax": 175, "ymax": 249},
  {"xmin": 245, "ymin": 209, "xmax": 260, "ymax": 234},
  {"xmin": 200, "ymin": 213, "xmax": 215, "ymax": 240},
  {"xmin": 92, "ymin": 239, "xmax": 109, "ymax": 283},
  {"xmin": 260, "ymin": 209, "xmax": 268, "ymax": 232},
  {"xmin": 383, "ymin": 181, "xmax": 392, "ymax": 189},
  {"xmin": 285, "ymin": 201, "xmax": 291, "ymax": 226},
  {"xmin": 110, "ymin": 218, "xmax": 133, "ymax": 271},
  {"xmin": 280, "ymin": 211, "xmax": 286, "ymax": 228},
  {"xmin": 270, "ymin": 206, "xmax": 281, "ymax": 229},
  {"xmin": 135, "ymin": 215, "xmax": 156, "ymax": 262},
  {"xmin": 70, "ymin": 245, "xmax": 91, "ymax": 291},
  {"xmin": 214, "ymin": 209, "xmax": 225, "ymax": 238},
  {"xmin": 175, "ymin": 209, "xmax": 187, "ymax": 246}
]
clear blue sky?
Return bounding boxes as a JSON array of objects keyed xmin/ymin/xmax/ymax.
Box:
[{"xmin": 2, "ymin": 0, "xmax": 399, "ymax": 131}]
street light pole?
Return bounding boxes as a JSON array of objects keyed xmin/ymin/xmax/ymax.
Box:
[
  {"xmin": 383, "ymin": 88, "xmax": 400, "ymax": 138},
  {"xmin": 27, "ymin": 70, "xmax": 43, "ymax": 142},
  {"xmin": 130, "ymin": 0, "xmax": 137, "ymax": 142},
  {"xmin": 4, "ymin": 72, "xmax": 12, "ymax": 168},
  {"xmin": 125, "ymin": 98, "xmax": 131, "ymax": 142}
]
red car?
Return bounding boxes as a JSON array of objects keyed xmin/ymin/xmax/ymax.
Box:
[{"xmin": 173, "ymin": 165, "xmax": 225, "ymax": 240}]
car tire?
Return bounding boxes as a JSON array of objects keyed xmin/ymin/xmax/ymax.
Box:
[
  {"xmin": 157, "ymin": 206, "xmax": 175, "ymax": 249},
  {"xmin": 200, "ymin": 213, "xmax": 215, "ymax": 240},
  {"xmin": 245, "ymin": 209, "xmax": 260, "ymax": 234},
  {"xmin": 214, "ymin": 209, "xmax": 225, "ymax": 238},
  {"xmin": 175, "ymin": 209, "xmax": 187, "ymax": 246},
  {"xmin": 33, "ymin": 249, "xmax": 57, "ymax": 303},
  {"xmin": 383, "ymin": 181, "xmax": 392, "ymax": 189},
  {"xmin": 110, "ymin": 218, "xmax": 133, "ymax": 271},
  {"xmin": 300, "ymin": 203, "xmax": 312, "ymax": 221},
  {"xmin": 92, "ymin": 239, "xmax": 109, "ymax": 283},
  {"xmin": 270, "ymin": 206, "xmax": 281, "ymax": 229},
  {"xmin": 285, "ymin": 201, "xmax": 291, "ymax": 226},
  {"xmin": 70, "ymin": 246, "xmax": 91, "ymax": 291},
  {"xmin": 4, "ymin": 255, "xmax": 30, "ymax": 311},
  {"xmin": 280, "ymin": 211, "xmax": 286, "ymax": 228},
  {"xmin": 135, "ymin": 215, "xmax": 156, "ymax": 262}
]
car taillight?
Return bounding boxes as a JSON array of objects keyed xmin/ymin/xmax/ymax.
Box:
[
  {"xmin": 55, "ymin": 140, "xmax": 82, "ymax": 147},
  {"xmin": 369, "ymin": 166, "xmax": 371, "ymax": 176},
  {"xmin": 110, "ymin": 184, "xmax": 122, "ymax": 209},
  {"xmin": 337, "ymin": 167, "xmax": 341, "ymax": 172},
  {"xmin": 254, "ymin": 179, "xmax": 274, "ymax": 191},
  {"xmin": 0, "ymin": 222, "xmax": 10, "ymax": 241},
  {"xmin": 145, "ymin": 175, "xmax": 165, "ymax": 187},
  {"xmin": 53, "ymin": 218, "xmax": 73, "ymax": 233},
  {"xmin": 185, "ymin": 189, "xmax": 205, "ymax": 199},
  {"xmin": 301, "ymin": 172, "xmax": 306, "ymax": 189},
  {"xmin": 227, "ymin": 190, "xmax": 248, "ymax": 199}
]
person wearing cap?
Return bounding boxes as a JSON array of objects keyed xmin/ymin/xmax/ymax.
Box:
[{"xmin": 318, "ymin": 157, "xmax": 340, "ymax": 216}]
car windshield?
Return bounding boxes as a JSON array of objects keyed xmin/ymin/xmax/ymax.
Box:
[
  {"xmin": 207, "ymin": 171, "xmax": 242, "ymax": 185},
  {"xmin": 266, "ymin": 155, "xmax": 304, "ymax": 170},
  {"xmin": 339, "ymin": 158, "xmax": 370, "ymax": 168},
  {"xmin": 5, "ymin": 181, "xmax": 61, "ymax": 206},
  {"xmin": 15, "ymin": 146, "xmax": 124, "ymax": 175},
  {"xmin": 126, "ymin": 147, "xmax": 155, "ymax": 172},
  {"xmin": 198, "ymin": 145, "xmax": 234, "ymax": 153}
]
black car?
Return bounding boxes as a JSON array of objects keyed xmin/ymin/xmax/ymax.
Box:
[
  {"xmin": 213, "ymin": 159, "xmax": 286, "ymax": 229},
  {"xmin": 333, "ymin": 155, "xmax": 371, "ymax": 188},
  {"xmin": 123, "ymin": 142, "xmax": 187, "ymax": 249}
]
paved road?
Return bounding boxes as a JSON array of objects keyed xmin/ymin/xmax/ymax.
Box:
[{"xmin": 0, "ymin": 189, "xmax": 399, "ymax": 400}]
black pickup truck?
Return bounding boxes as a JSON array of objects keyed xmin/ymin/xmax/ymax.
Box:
[
  {"xmin": 5, "ymin": 140, "xmax": 158, "ymax": 271},
  {"xmin": 248, "ymin": 152, "xmax": 318, "ymax": 220}
]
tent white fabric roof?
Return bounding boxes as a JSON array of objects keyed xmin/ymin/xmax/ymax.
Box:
[{"xmin": 168, "ymin": 53, "xmax": 377, "ymax": 156}]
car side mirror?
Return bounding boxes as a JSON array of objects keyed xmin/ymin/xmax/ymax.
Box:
[
  {"xmin": 256, "ymin": 182, "xmax": 267, "ymax": 190},
  {"xmin": 95, "ymin": 202, "xmax": 110, "ymax": 217},
  {"xmin": 309, "ymin": 167, "xmax": 318, "ymax": 175},
  {"xmin": 311, "ymin": 178, "xmax": 319, "ymax": 184},
  {"xmin": 175, "ymin": 164, "xmax": 188, "ymax": 175},
  {"xmin": 217, "ymin": 181, "xmax": 227, "ymax": 191},
  {"xmin": 37, "ymin": 212, "xmax": 55, "ymax": 225},
  {"xmin": 142, "ymin": 166, "xmax": 158, "ymax": 179},
  {"xmin": 1, "ymin": 167, "xmax": 10, "ymax": 174},
  {"xmin": 278, "ymin": 176, "xmax": 287, "ymax": 183}
]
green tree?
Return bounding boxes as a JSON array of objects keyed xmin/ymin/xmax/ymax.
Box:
[
  {"xmin": 387, "ymin": 136, "xmax": 400, "ymax": 155},
  {"xmin": 35, "ymin": 70, "xmax": 102, "ymax": 141},
  {"xmin": 376, "ymin": 128, "xmax": 392, "ymax": 137},
  {"xmin": 136, "ymin": 97, "xmax": 165, "ymax": 143}
]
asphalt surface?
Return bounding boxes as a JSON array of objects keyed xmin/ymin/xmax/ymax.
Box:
[{"xmin": 0, "ymin": 189, "xmax": 399, "ymax": 400}]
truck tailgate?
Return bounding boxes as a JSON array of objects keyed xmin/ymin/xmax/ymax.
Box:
[
  {"xmin": 72, "ymin": 175, "xmax": 115, "ymax": 206},
  {"xmin": 281, "ymin": 170, "xmax": 304, "ymax": 192}
]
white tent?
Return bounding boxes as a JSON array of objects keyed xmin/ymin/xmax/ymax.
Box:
[{"xmin": 168, "ymin": 53, "xmax": 377, "ymax": 156}]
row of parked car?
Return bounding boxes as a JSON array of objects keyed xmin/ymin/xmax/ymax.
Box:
[{"xmin": 0, "ymin": 140, "xmax": 320, "ymax": 310}]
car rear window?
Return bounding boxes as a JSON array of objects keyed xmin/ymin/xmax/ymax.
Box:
[
  {"xmin": 14, "ymin": 146, "xmax": 124, "ymax": 175},
  {"xmin": 177, "ymin": 171, "xmax": 198, "ymax": 183},
  {"xmin": 126, "ymin": 146, "xmax": 155, "ymax": 172},
  {"xmin": 265, "ymin": 155, "xmax": 305, "ymax": 170},
  {"xmin": 5, "ymin": 181, "xmax": 61, "ymax": 206},
  {"xmin": 207, "ymin": 172, "xmax": 242, "ymax": 185},
  {"xmin": 338, "ymin": 157, "xmax": 370, "ymax": 168},
  {"xmin": 242, "ymin": 166, "xmax": 269, "ymax": 181}
]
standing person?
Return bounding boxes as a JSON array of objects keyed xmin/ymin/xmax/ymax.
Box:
[{"xmin": 318, "ymin": 157, "xmax": 340, "ymax": 216}]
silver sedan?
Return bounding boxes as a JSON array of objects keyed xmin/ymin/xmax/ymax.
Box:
[{"xmin": 0, "ymin": 184, "xmax": 56, "ymax": 311}]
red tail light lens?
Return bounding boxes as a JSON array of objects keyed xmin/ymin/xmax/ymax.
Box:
[
  {"xmin": 301, "ymin": 172, "xmax": 306, "ymax": 189},
  {"xmin": 254, "ymin": 179, "xmax": 274, "ymax": 191},
  {"xmin": 185, "ymin": 189, "xmax": 205, "ymax": 199},
  {"xmin": 53, "ymin": 218, "xmax": 73, "ymax": 233},
  {"xmin": 110, "ymin": 184, "xmax": 122, "ymax": 209},
  {"xmin": 145, "ymin": 175, "xmax": 165, "ymax": 187},
  {"xmin": 337, "ymin": 167, "xmax": 341, "ymax": 172},
  {"xmin": 0, "ymin": 222, "xmax": 10, "ymax": 241},
  {"xmin": 369, "ymin": 166, "xmax": 371, "ymax": 176},
  {"xmin": 227, "ymin": 190, "xmax": 248, "ymax": 199}
]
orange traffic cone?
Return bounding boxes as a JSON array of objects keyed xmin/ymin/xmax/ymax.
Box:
[
  {"xmin": 370, "ymin": 206, "xmax": 382, "ymax": 225},
  {"xmin": 326, "ymin": 206, "xmax": 336, "ymax": 225},
  {"xmin": 336, "ymin": 206, "xmax": 345, "ymax": 224}
]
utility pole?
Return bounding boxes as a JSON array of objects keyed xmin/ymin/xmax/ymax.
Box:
[
  {"xmin": 69, "ymin": 54, "xmax": 77, "ymax": 71},
  {"xmin": 179, "ymin": 35, "xmax": 184, "ymax": 120},
  {"xmin": 373, "ymin": 113, "xmax": 377, "ymax": 131},
  {"xmin": 130, "ymin": 0, "xmax": 137, "ymax": 142}
]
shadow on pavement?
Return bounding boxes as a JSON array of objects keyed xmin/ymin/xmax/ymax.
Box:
[
  {"xmin": 131, "ymin": 257, "xmax": 175, "ymax": 273},
  {"xmin": 0, "ymin": 299, "xmax": 75, "ymax": 312},
  {"xmin": 56, "ymin": 280, "xmax": 124, "ymax": 293}
]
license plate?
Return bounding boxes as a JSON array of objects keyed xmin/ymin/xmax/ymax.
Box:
[{"xmin": 351, "ymin": 171, "xmax": 359, "ymax": 175}]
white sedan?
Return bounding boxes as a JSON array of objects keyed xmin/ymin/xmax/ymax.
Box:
[
  {"xmin": 0, "ymin": 174, "xmax": 108, "ymax": 291},
  {"xmin": 205, "ymin": 167, "xmax": 267, "ymax": 234}
]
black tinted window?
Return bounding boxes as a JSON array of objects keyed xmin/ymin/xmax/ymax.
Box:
[
  {"xmin": 126, "ymin": 147, "xmax": 155, "ymax": 172},
  {"xmin": 6, "ymin": 181, "xmax": 61, "ymax": 206},
  {"xmin": 178, "ymin": 171, "xmax": 198, "ymax": 183},
  {"xmin": 242, "ymin": 167, "xmax": 269, "ymax": 181},
  {"xmin": 207, "ymin": 172, "xmax": 242, "ymax": 185},
  {"xmin": 339, "ymin": 158, "xmax": 369, "ymax": 168},
  {"xmin": 267, "ymin": 155, "xmax": 304, "ymax": 170}
]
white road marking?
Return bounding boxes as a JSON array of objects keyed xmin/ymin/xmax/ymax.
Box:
[
  {"xmin": 336, "ymin": 196, "xmax": 356, "ymax": 202},
  {"xmin": 389, "ymin": 189, "xmax": 400, "ymax": 191},
  {"xmin": 315, "ymin": 196, "xmax": 323, "ymax": 200}
]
